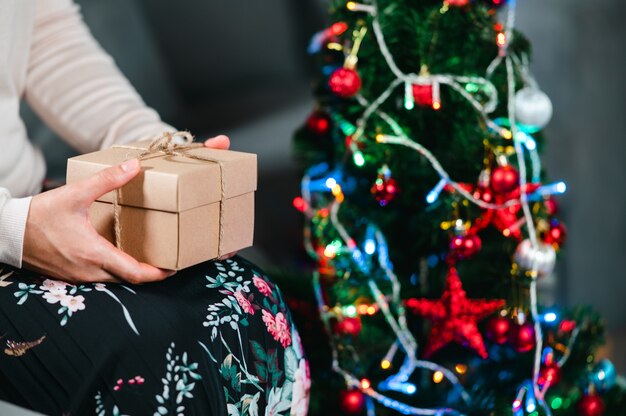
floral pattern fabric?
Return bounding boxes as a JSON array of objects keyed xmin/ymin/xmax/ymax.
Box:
[{"xmin": 0, "ymin": 257, "xmax": 309, "ymax": 415}]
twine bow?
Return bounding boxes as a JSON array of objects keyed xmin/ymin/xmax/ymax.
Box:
[{"xmin": 112, "ymin": 131, "xmax": 226, "ymax": 260}]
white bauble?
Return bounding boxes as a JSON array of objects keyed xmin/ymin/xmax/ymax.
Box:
[
  {"xmin": 514, "ymin": 87, "xmax": 553, "ymax": 130},
  {"xmin": 514, "ymin": 239, "xmax": 556, "ymax": 277}
]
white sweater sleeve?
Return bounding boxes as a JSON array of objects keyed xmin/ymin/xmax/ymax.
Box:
[
  {"xmin": 0, "ymin": 190, "xmax": 32, "ymax": 268},
  {"xmin": 24, "ymin": 0, "xmax": 174, "ymax": 153},
  {"xmin": 2, "ymin": 0, "xmax": 176, "ymax": 268}
]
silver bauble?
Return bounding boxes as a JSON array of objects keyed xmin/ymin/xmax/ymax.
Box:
[
  {"xmin": 514, "ymin": 87, "xmax": 553, "ymax": 130},
  {"xmin": 514, "ymin": 239, "xmax": 556, "ymax": 277}
]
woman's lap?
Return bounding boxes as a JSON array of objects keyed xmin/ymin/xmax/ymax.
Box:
[{"xmin": 0, "ymin": 257, "xmax": 309, "ymax": 415}]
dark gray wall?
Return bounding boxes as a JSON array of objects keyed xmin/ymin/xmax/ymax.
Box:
[{"xmin": 517, "ymin": 0, "xmax": 626, "ymax": 329}]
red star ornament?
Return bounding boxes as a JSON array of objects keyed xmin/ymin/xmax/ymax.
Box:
[{"xmin": 405, "ymin": 267, "xmax": 505, "ymax": 359}]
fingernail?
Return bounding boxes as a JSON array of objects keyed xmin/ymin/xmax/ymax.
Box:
[{"xmin": 121, "ymin": 159, "xmax": 139, "ymax": 172}]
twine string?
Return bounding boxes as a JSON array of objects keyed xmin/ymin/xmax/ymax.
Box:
[{"xmin": 111, "ymin": 131, "xmax": 226, "ymax": 259}]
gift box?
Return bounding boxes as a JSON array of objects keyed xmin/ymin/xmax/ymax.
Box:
[{"xmin": 66, "ymin": 137, "xmax": 257, "ymax": 270}]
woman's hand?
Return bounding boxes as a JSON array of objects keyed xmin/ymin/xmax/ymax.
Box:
[
  {"xmin": 22, "ymin": 134, "xmax": 233, "ymax": 285},
  {"xmin": 23, "ymin": 158, "xmax": 175, "ymax": 284}
]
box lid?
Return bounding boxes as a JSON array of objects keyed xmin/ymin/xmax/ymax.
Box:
[{"xmin": 67, "ymin": 140, "xmax": 257, "ymax": 212}]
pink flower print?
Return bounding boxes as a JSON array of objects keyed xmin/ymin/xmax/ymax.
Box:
[
  {"xmin": 94, "ymin": 283, "xmax": 107, "ymax": 292},
  {"xmin": 40, "ymin": 279, "xmax": 68, "ymax": 295},
  {"xmin": 262, "ymin": 310, "xmax": 292, "ymax": 348},
  {"xmin": 60, "ymin": 295, "xmax": 86, "ymax": 313},
  {"xmin": 234, "ymin": 290, "xmax": 255, "ymax": 315},
  {"xmin": 42, "ymin": 291, "xmax": 66, "ymax": 304},
  {"xmin": 275, "ymin": 312, "xmax": 292, "ymax": 348},
  {"xmin": 262, "ymin": 309, "xmax": 277, "ymax": 332},
  {"xmin": 291, "ymin": 359, "xmax": 311, "ymax": 416},
  {"xmin": 253, "ymin": 275, "xmax": 272, "ymax": 297}
]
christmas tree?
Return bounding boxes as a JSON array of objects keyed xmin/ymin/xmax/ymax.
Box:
[{"xmin": 289, "ymin": 0, "xmax": 626, "ymax": 415}]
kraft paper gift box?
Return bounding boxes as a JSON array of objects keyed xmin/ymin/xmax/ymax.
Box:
[{"xmin": 66, "ymin": 139, "xmax": 257, "ymax": 270}]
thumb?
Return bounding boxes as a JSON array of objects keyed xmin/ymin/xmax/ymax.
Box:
[{"xmin": 75, "ymin": 159, "xmax": 141, "ymax": 204}]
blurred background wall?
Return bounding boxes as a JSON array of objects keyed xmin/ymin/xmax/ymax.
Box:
[{"xmin": 21, "ymin": 0, "xmax": 626, "ymax": 370}]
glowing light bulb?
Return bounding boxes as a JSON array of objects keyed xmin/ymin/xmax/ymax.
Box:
[
  {"xmin": 426, "ymin": 178, "xmax": 447, "ymax": 204},
  {"xmin": 353, "ymin": 151, "xmax": 365, "ymax": 167},
  {"xmin": 344, "ymin": 305, "xmax": 357, "ymax": 317},
  {"xmin": 367, "ymin": 306, "xmax": 376, "ymax": 315},
  {"xmin": 497, "ymin": 32, "xmax": 507, "ymax": 47},
  {"xmin": 360, "ymin": 378, "xmax": 371, "ymax": 389},
  {"xmin": 325, "ymin": 177, "xmax": 337, "ymax": 189},
  {"xmin": 346, "ymin": 1, "xmax": 357, "ymax": 10},
  {"xmin": 455, "ymin": 364, "xmax": 468, "ymax": 374},
  {"xmin": 330, "ymin": 22, "xmax": 349, "ymax": 36},
  {"xmin": 556, "ymin": 181, "xmax": 567, "ymax": 193},
  {"xmin": 432, "ymin": 101, "xmax": 441, "ymax": 110},
  {"xmin": 432, "ymin": 371, "xmax": 444, "ymax": 383},
  {"xmin": 381, "ymin": 359, "xmax": 391, "ymax": 370},
  {"xmin": 292, "ymin": 196, "xmax": 307, "ymax": 212},
  {"xmin": 376, "ymin": 133, "xmax": 385, "ymax": 143},
  {"xmin": 551, "ymin": 397, "xmax": 563, "ymax": 409},
  {"xmin": 543, "ymin": 312, "xmax": 557, "ymax": 323},
  {"xmin": 404, "ymin": 81, "xmax": 415, "ymax": 110},
  {"xmin": 364, "ymin": 239, "xmax": 376, "ymax": 255}
]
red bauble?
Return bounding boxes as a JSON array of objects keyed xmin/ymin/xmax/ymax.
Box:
[
  {"xmin": 334, "ymin": 317, "xmax": 362, "ymax": 337},
  {"xmin": 490, "ymin": 165, "xmax": 520, "ymax": 194},
  {"xmin": 412, "ymin": 84, "xmax": 434, "ymax": 107},
  {"xmin": 538, "ymin": 364, "xmax": 561, "ymax": 388},
  {"xmin": 371, "ymin": 177, "xmax": 398, "ymax": 207},
  {"xmin": 306, "ymin": 111, "xmax": 331, "ymax": 135},
  {"xmin": 329, "ymin": 68, "xmax": 362, "ymax": 98},
  {"xmin": 485, "ymin": 315, "xmax": 511, "ymax": 345},
  {"xmin": 485, "ymin": 0, "xmax": 508, "ymax": 8},
  {"xmin": 544, "ymin": 197, "xmax": 559, "ymax": 216},
  {"xmin": 405, "ymin": 268, "xmax": 505, "ymax": 359},
  {"xmin": 449, "ymin": 234, "xmax": 482, "ymax": 260},
  {"xmin": 544, "ymin": 221, "xmax": 567, "ymax": 246},
  {"xmin": 447, "ymin": 0, "xmax": 469, "ymax": 5},
  {"xmin": 340, "ymin": 389, "xmax": 366, "ymax": 414},
  {"xmin": 577, "ymin": 394, "xmax": 606, "ymax": 416},
  {"xmin": 508, "ymin": 322, "xmax": 536, "ymax": 353}
]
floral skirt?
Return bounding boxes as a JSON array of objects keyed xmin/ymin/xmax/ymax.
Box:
[{"xmin": 0, "ymin": 257, "xmax": 309, "ymax": 415}]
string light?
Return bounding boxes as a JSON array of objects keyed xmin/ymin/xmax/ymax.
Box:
[
  {"xmin": 346, "ymin": 1, "xmax": 376, "ymax": 13},
  {"xmin": 426, "ymin": 178, "xmax": 448, "ymax": 204},
  {"xmin": 353, "ymin": 151, "xmax": 366, "ymax": 167},
  {"xmin": 330, "ymin": 22, "xmax": 349, "ymax": 36},
  {"xmin": 433, "ymin": 371, "xmax": 444, "ymax": 384},
  {"xmin": 496, "ymin": 32, "xmax": 507, "ymax": 47},
  {"xmin": 381, "ymin": 359, "xmax": 392, "ymax": 370},
  {"xmin": 344, "ymin": 305, "xmax": 358, "ymax": 317},
  {"xmin": 432, "ymin": 81, "xmax": 442, "ymax": 110},
  {"xmin": 404, "ymin": 81, "xmax": 416, "ymax": 110},
  {"xmin": 542, "ymin": 312, "xmax": 558, "ymax": 323}
]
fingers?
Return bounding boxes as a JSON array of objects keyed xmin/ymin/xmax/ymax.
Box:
[
  {"xmin": 100, "ymin": 241, "xmax": 175, "ymax": 284},
  {"xmin": 218, "ymin": 251, "xmax": 238, "ymax": 260},
  {"xmin": 203, "ymin": 135, "xmax": 230, "ymax": 150},
  {"xmin": 74, "ymin": 159, "xmax": 141, "ymax": 204}
]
